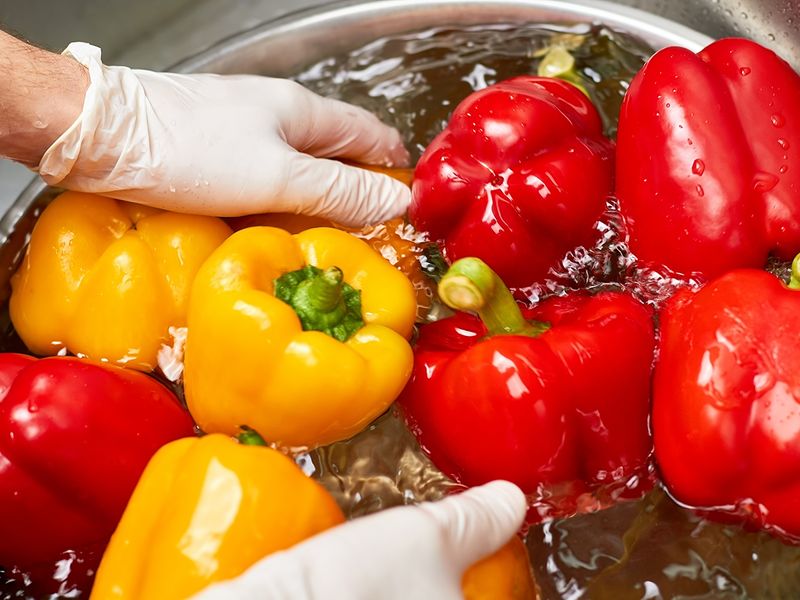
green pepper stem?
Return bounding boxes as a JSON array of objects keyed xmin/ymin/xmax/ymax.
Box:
[
  {"xmin": 274, "ymin": 265, "xmax": 364, "ymax": 342},
  {"xmin": 237, "ymin": 426, "xmax": 267, "ymax": 446},
  {"xmin": 789, "ymin": 255, "xmax": 800, "ymax": 290},
  {"xmin": 537, "ymin": 46, "xmax": 590, "ymax": 97},
  {"xmin": 438, "ymin": 257, "xmax": 548, "ymax": 337},
  {"xmin": 302, "ymin": 267, "xmax": 344, "ymax": 312}
]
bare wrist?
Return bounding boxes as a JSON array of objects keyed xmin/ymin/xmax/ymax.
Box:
[{"xmin": 0, "ymin": 33, "xmax": 89, "ymax": 167}]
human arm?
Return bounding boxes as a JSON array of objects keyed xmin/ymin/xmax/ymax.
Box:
[
  {"xmin": 0, "ymin": 36, "xmax": 410, "ymax": 225},
  {"xmin": 0, "ymin": 31, "xmax": 88, "ymax": 167}
]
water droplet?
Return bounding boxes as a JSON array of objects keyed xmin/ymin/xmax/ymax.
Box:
[
  {"xmin": 753, "ymin": 371, "xmax": 775, "ymax": 394},
  {"xmin": 168, "ymin": 185, "xmax": 176, "ymax": 193},
  {"xmin": 791, "ymin": 386, "xmax": 800, "ymax": 404},
  {"xmin": 768, "ymin": 33, "xmax": 776, "ymax": 41},
  {"xmin": 778, "ymin": 138, "xmax": 790, "ymax": 150},
  {"xmin": 771, "ymin": 114, "xmax": 785, "ymax": 127},
  {"xmin": 665, "ymin": 102, "xmax": 671, "ymax": 108},
  {"xmin": 780, "ymin": 164, "xmax": 789, "ymax": 174},
  {"xmin": 740, "ymin": 66, "xmax": 752, "ymax": 76},
  {"xmin": 753, "ymin": 172, "xmax": 779, "ymax": 192},
  {"xmin": 696, "ymin": 184, "xmax": 705, "ymax": 197},
  {"xmin": 692, "ymin": 159, "xmax": 706, "ymax": 175}
]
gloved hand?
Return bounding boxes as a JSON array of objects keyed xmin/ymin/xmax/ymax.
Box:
[
  {"xmin": 192, "ymin": 480, "xmax": 526, "ymax": 600},
  {"xmin": 36, "ymin": 43, "xmax": 410, "ymax": 227}
]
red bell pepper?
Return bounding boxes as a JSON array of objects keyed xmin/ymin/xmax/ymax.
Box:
[
  {"xmin": 617, "ymin": 38, "xmax": 800, "ymax": 279},
  {"xmin": 400, "ymin": 257, "xmax": 655, "ymax": 498},
  {"xmin": 410, "ymin": 76, "xmax": 614, "ymax": 288},
  {"xmin": 0, "ymin": 354, "xmax": 194, "ymax": 591},
  {"xmin": 653, "ymin": 260, "xmax": 800, "ymax": 539}
]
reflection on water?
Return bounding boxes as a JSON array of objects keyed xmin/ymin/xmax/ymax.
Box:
[
  {"xmin": 306, "ymin": 409, "xmax": 461, "ymax": 517},
  {"xmin": 528, "ymin": 488, "xmax": 800, "ymax": 599},
  {"xmin": 308, "ymin": 409, "xmax": 800, "ymax": 599}
]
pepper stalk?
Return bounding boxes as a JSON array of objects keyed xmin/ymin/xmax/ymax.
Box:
[
  {"xmin": 437, "ymin": 257, "xmax": 549, "ymax": 337},
  {"xmin": 537, "ymin": 46, "xmax": 590, "ymax": 97},
  {"xmin": 790, "ymin": 254, "xmax": 800, "ymax": 290},
  {"xmin": 274, "ymin": 265, "xmax": 364, "ymax": 342},
  {"xmin": 237, "ymin": 426, "xmax": 268, "ymax": 446}
]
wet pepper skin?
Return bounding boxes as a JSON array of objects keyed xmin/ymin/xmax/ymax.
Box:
[
  {"xmin": 10, "ymin": 191, "xmax": 231, "ymax": 371},
  {"xmin": 410, "ymin": 76, "xmax": 614, "ymax": 288},
  {"xmin": 184, "ymin": 227, "xmax": 416, "ymax": 449},
  {"xmin": 400, "ymin": 292, "xmax": 654, "ymax": 494},
  {"xmin": 617, "ymin": 38, "xmax": 800, "ymax": 279},
  {"xmin": 0, "ymin": 354, "xmax": 194, "ymax": 574},
  {"xmin": 90, "ymin": 434, "xmax": 345, "ymax": 600},
  {"xmin": 654, "ymin": 270, "xmax": 800, "ymax": 538}
]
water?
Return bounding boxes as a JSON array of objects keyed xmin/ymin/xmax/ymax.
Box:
[
  {"xmin": 296, "ymin": 23, "xmax": 653, "ymax": 160},
  {"xmin": 304, "ymin": 410, "xmax": 800, "ymax": 599}
]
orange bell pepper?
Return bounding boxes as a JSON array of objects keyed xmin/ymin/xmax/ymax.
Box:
[
  {"xmin": 464, "ymin": 537, "xmax": 538, "ymax": 599},
  {"xmin": 90, "ymin": 433, "xmax": 345, "ymax": 599}
]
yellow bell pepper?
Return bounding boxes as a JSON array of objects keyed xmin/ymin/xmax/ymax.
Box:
[
  {"xmin": 90, "ymin": 433, "xmax": 345, "ymax": 600},
  {"xmin": 9, "ymin": 191, "xmax": 232, "ymax": 371},
  {"xmin": 184, "ymin": 226, "xmax": 416, "ymax": 448}
]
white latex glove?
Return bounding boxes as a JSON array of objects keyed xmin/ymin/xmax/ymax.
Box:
[
  {"xmin": 36, "ymin": 43, "xmax": 411, "ymax": 227},
  {"xmin": 192, "ymin": 480, "xmax": 526, "ymax": 600}
]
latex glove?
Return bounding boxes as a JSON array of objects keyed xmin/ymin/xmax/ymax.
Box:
[
  {"xmin": 36, "ymin": 43, "xmax": 410, "ymax": 227},
  {"xmin": 193, "ymin": 480, "xmax": 526, "ymax": 600}
]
